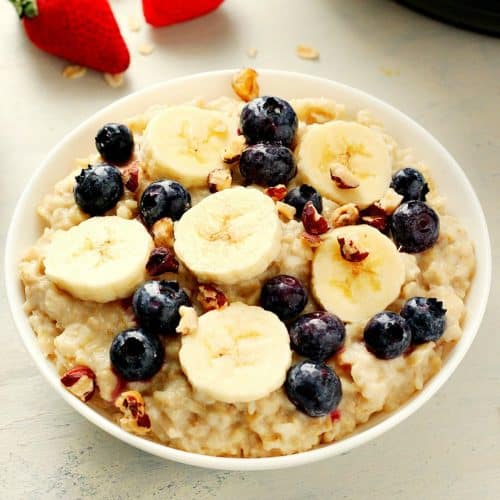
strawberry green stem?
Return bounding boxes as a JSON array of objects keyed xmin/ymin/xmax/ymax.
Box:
[{"xmin": 9, "ymin": 0, "xmax": 38, "ymax": 18}]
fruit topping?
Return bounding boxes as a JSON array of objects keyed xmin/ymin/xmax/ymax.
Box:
[
  {"xmin": 391, "ymin": 201, "xmax": 439, "ymax": 253},
  {"xmin": 301, "ymin": 201, "xmax": 329, "ymax": 235},
  {"xmin": 260, "ymin": 275, "xmax": 308, "ymax": 321},
  {"xmin": 288, "ymin": 311, "xmax": 345, "ymax": 361},
  {"xmin": 239, "ymin": 144, "xmax": 297, "ymax": 187},
  {"xmin": 74, "ymin": 164, "xmax": 124, "ymax": 216},
  {"xmin": 284, "ymin": 184, "xmax": 323, "ymax": 219},
  {"xmin": 330, "ymin": 163, "xmax": 360, "ymax": 189},
  {"xmin": 401, "ymin": 297, "xmax": 447, "ymax": 344},
  {"xmin": 139, "ymin": 180, "xmax": 191, "ymax": 227},
  {"xmin": 146, "ymin": 247, "xmax": 179, "ymax": 275},
  {"xmin": 337, "ymin": 237, "xmax": 369, "ymax": 262},
  {"xmin": 285, "ymin": 360, "xmax": 342, "ymax": 417},
  {"xmin": 390, "ymin": 167, "xmax": 429, "ymax": 202},
  {"xmin": 110, "ymin": 328, "xmax": 164, "ymax": 381},
  {"xmin": 60, "ymin": 365, "xmax": 96, "ymax": 402},
  {"xmin": 363, "ymin": 311, "xmax": 411, "ymax": 359},
  {"xmin": 95, "ymin": 123, "xmax": 134, "ymax": 166},
  {"xmin": 240, "ymin": 96, "xmax": 298, "ymax": 148},
  {"xmin": 375, "ymin": 187, "xmax": 403, "ymax": 215},
  {"xmin": 132, "ymin": 280, "xmax": 190, "ymax": 335},
  {"xmin": 196, "ymin": 284, "xmax": 228, "ymax": 311},
  {"xmin": 115, "ymin": 390, "xmax": 151, "ymax": 435}
]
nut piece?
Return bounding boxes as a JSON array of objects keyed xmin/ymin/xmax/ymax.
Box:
[
  {"xmin": 359, "ymin": 205, "xmax": 388, "ymax": 232},
  {"xmin": 121, "ymin": 162, "xmax": 140, "ymax": 192},
  {"xmin": 302, "ymin": 201, "xmax": 329, "ymax": 235},
  {"xmin": 223, "ymin": 135, "xmax": 246, "ymax": 164},
  {"xmin": 115, "ymin": 390, "xmax": 151, "ymax": 435},
  {"xmin": 296, "ymin": 44, "xmax": 320, "ymax": 60},
  {"xmin": 276, "ymin": 201, "xmax": 296, "ymax": 221},
  {"xmin": 208, "ymin": 168, "xmax": 232, "ymax": 193},
  {"xmin": 146, "ymin": 247, "xmax": 179, "ymax": 275},
  {"xmin": 330, "ymin": 164, "xmax": 360, "ymax": 189},
  {"xmin": 60, "ymin": 365, "xmax": 96, "ymax": 402},
  {"xmin": 197, "ymin": 284, "xmax": 228, "ymax": 311},
  {"xmin": 331, "ymin": 203, "xmax": 359, "ymax": 228},
  {"xmin": 138, "ymin": 43, "xmax": 155, "ymax": 56},
  {"xmin": 375, "ymin": 187, "xmax": 403, "ymax": 215},
  {"xmin": 231, "ymin": 68, "xmax": 260, "ymax": 102},
  {"xmin": 62, "ymin": 65, "xmax": 87, "ymax": 79},
  {"xmin": 301, "ymin": 232, "xmax": 322, "ymax": 248},
  {"xmin": 337, "ymin": 237, "xmax": 369, "ymax": 262},
  {"xmin": 265, "ymin": 184, "xmax": 287, "ymax": 202},
  {"xmin": 151, "ymin": 217, "xmax": 174, "ymax": 248},
  {"xmin": 104, "ymin": 73, "xmax": 124, "ymax": 88},
  {"xmin": 176, "ymin": 306, "xmax": 199, "ymax": 336}
]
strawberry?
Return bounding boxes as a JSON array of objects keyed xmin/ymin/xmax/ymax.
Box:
[
  {"xmin": 9, "ymin": 0, "xmax": 130, "ymax": 74},
  {"xmin": 142, "ymin": 0, "xmax": 224, "ymax": 28}
]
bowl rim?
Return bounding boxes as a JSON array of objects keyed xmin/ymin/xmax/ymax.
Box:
[{"xmin": 4, "ymin": 69, "xmax": 492, "ymax": 471}]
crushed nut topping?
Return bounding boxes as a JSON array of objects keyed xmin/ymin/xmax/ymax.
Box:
[
  {"xmin": 176, "ymin": 306, "xmax": 199, "ymax": 336},
  {"xmin": 337, "ymin": 237, "xmax": 369, "ymax": 262},
  {"xmin": 231, "ymin": 68, "xmax": 260, "ymax": 102},
  {"xmin": 265, "ymin": 185, "xmax": 287, "ymax": 202},
  {"xmin": 301, "ymin": 232, "xmax": 322, "ymax": 248},
  {"xmin": 330, "ymin": 164, "xmax": 360, "ymax": 189},
  {"xmin": 197, "ymin": 284, "xmax": 229, "ymax": 311},
  {"xmin": 296, "ymin": 44, "xmax": 320, "ymax": 60},
  {"xmin": 115, "ymin": 390, "xmax": 151, "ymax": 435},
  {"xmin": 208, "ymin": 168, "xmax": 232, "ymax": 193},
  {"xmin": 121, "ymin": 162, "xmax": 140, "ymax": 192},
  {"xmin": 359, "ymin": 204, "xmax": 388, "ymax": 232},
  {"xmin": 331, "ymin": 203, "xmax": 359, "ymax": 228},
  {"xmin": 104, "ymin": 73, "xmax": 124, "ymax": 88},
  {"xmin": 62, "ymin": 65, "xmax": 87, "ymax": 80},
  {"xmin": 375, "ymin": 188, "xmax": 403, "ymax": 215},
  {"xmin": 151, "ymin": 217, "xmax": 174, "ymax": 248},
  {"xmin": 302, "ymin": 201, "xmax": 329, "ymax": 235},
  {"xmin": 276, "ymin": 201, "xmax": 296, "ymax": 221},
  {"xmin": 60, "ymin": 365, "xmax": 96, "ymax": 402},
  {"xmin": 223, "ymin": 135, "xmax": 246, "ymax": 164},
  {"xmin": 138, "ymin": 43, "xmax": 155, "ymax": 56},
  {"xmin": 146, "ymin": 247, "xmax": 179, "ymax": 275}
]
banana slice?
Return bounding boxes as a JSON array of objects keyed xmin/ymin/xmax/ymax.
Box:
[
  {"xmin": 312, "ymin": 224, "xmax": 405, "ymax": 322},
  {"xmin": 297, "ymin": 120, "xmax": 392, "ymax": 208},
  {"xmin": 44, "ymin": 216, "xmax": 153, "ymax": 303},
  {"xmin": 174, "ymin": 187, "xmax": 282, "ymax": 285},
  {"xmin": 179, "ymin": 303, "xmax": 292, "ymax": 403},
  {"xmin": 142, "ymin": 105, "xmax": 238, "ymax": 188}
]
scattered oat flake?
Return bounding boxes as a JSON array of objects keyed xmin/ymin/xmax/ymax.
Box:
[
  {"xmin": 246, "ymin": 47, "xmax": 257, "ymax": 58},
  {"xmin": 296, "ymin": 44, "xmax": 319, "ymax": 60},
  {"xmin": 128, "ymin": 14, "xmax": 141, "ymax": 32},
  {"xmin": 138, "ymin": 43, "xmax": 155, "ymax": 56},
  {"xmin": 104, "ymin": 73, "xmax": 124, "ymax": 88},
  {"xmin": 62, "ymin": 65, "xmax": 86, "ymax": 79}
]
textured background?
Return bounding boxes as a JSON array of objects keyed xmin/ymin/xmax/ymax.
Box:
[{"xmin": 1, "ymin": 0, "xmax": 499, "ymax": 498}]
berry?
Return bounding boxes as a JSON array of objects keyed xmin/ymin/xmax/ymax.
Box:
[
  {"xmin": 132, "ymin": 280, "xmax": 190, "ymax": 335},
  {"xmin": 288, "ymin": 312, "xmax": 345, "ymax": 361},
  {"xmin": 363, "ymin": 311, "xmax": 411, "ymax": 359},
  {"xmin": 391, "ymin": 201, "xmax": 439, "ymax": 253},
  {"xmin": 74, "ymin": 164, "xmax": 123, "ymax": 216},
  {"xmin": 110, "ymin": 328, "xmax": 164, "ymax": 381},
  {"xmin": 390, "ymin": 167, "xmax": 429, "ymax": 202},
  {"xmin": 240, "ymin": 96, "xmax": 298, "ymax": 148},
  {"xmin": 239, "ymin": 144, "xmax": 297, "ymax": 187},
  {"xmin": 95, "ymin": 123, "xmax": 134, "ymax": 165},
  {"xmin": 284, "ymin": 184, "xmax": 323, "ymax": 218},
  {"xmin": 401, "ymin": 297, "xmax": 447, "ymax": 344},
  {"xmin": 260, "ymin": 275, "xmax": 308, "ymax": 321},
  {"xmin": 285, "ymin": 361, "xmax": 342, "ymax": 417},
  {"xmin": 139, "ymin": 180, "xmax": 191, "ymax": 227}
]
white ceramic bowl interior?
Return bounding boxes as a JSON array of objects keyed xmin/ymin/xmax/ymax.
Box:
[{"xmin": 5, "ymin": 70, "xmax": 491, "ymax": 471}]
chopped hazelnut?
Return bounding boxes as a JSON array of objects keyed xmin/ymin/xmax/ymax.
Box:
[
  {"xmin": 301, "ymin": 232, "xmax": 322, "ymax": 248},
  {"xmin": 60, "ymin": 365, "xmax": 96, "ymax": 402},
  {"xmin": 121, "ymin": 162, "xmax": 140, "ymax": 192},
  {"xmin": 104, "ymin": 73, "xmax": 124, "ymax": 88},
  {"xmin": 231, "ymin": 68, "xmax": 260, "ymax": 102},
  {"xmin": 115, "ymin": 390, "xmax": 151, "ymax": 435},
  {"xmin": 302, "ymin": 201, "xmax": 329, "ymax": 235},
  {"xmin": 176, "ymin": 306, "xmax": 199, "ymax": 336},
  {"xmin": 151, "ymin": 217, "xmax": 174, "ymax": 248},
  {"xmin": 330, "ymin": 164, "xmax": 360, "ymax": 189},
  {"xmin": 331, "ymin": 203, "xmax": 359, "ymax": 228},
  {"xmin": 197, "ymin": 284, "xmax": 228, "ymax": 312},
  {"xmin": 146, "ymin": 247, "xmax": 179, "ymax": 275},
  {"xmin": 223, "ymin": 135, "xmax": 246, "ymax": 164},
  {"xmin": 208, "ymin": 168, "xmax": 232, "ymax": 193},
  {"xmin": 375, "ymin": 188, "xmax": 403, "ymax": 215},
  {"xmin": 62, "ymin": 65, "xmax": 86, "ymax": 80},
  {"xmin": 337, "ymin": 237, "xmax": 369, "ymax": 262},
  {"xmin": 265, "ymin": 184, "xmax": 287, "ymax": 202},
  {"xmin": 276, "ymin": 201, "xmax": 296, "ymax": 221},
  {"xmin": 359, "ymin": 205, "xmax": 388, "ymax": 232}
]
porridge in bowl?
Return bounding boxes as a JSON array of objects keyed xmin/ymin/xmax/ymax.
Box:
[{"xmin": 19, "ymin": 70, "xmax": 475, "ymax": 458}]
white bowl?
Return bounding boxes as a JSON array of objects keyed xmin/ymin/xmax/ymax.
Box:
[{"xmin": 4, "ymin": 69, "xmax": 491, "ymax": 471}]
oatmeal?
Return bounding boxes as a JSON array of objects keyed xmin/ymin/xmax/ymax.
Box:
[{"xmin": 19, "ymin": 73, "xmax": 475, "ymax": 458}]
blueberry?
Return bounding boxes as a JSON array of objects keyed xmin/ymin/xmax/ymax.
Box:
[
  {"xmin": 239, "ymin": 144, "xmax": 297, "ymax": 187},
  {"xmin": 401, "ymin": 297, "xmax": 446, "ymax": 344},
  {"xmin": 285, "ymin": 360, "xmax": 342, "ymax": 417},
  {"xmin": 110, "ymin": 328, "xmax": 164, "ymax": 381},
  {"xmin": 363, "ymin": 311, "xmax": 411, "ymax": 359},
  {"xmin": 140, "ymin": 180, "xmax": 191, "ymax": 227},
  {"xmin": 74, "ymin": 164, "xmax": 124, "ymax": 216},
  {"xmin": 132, "ymin": 280, "xmax": 190, "ymax": 335},
  {"xmin": 284, "ymin": 184, "xmax": 322, "ymax": 218},
  {"xmin": 391, "ymin": 201, "xmax": 439, "ymax": 253},
  {"xmin": 240, "ymin": 96, "xmax": 298, "ymax": 148},
  {"xmin": 390, "ymin": 167, "xmax": 429, "ymax": 202},
  {"xmin": 260, "ymin": 275, "xmax": 308, "ymax": 321},
  {"xmin": 95, "ymin": 123, "xmax": 134, "ymax": 166},
  {"xmin": 288, "ymin": 312, "xmax": 345, "ymax": 361}
]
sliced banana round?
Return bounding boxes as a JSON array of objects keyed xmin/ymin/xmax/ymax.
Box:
[
  {"xmin": 312, "ymin": 224, "xmax": 405, "ymax": 322},
  {"xmin": 142, "ymin": 105, "xmax": 238, "ymax": 188},
  {"xmin": 179, "ymin": 303, "xmax": 292, "ymax": 403},
  {"xmin": 296, "ymin": 120, "xmax": 392, "ymax": 208},
  {"xmin": 44, "ymin": 216, "xmax": 153, "ymax": 303},
  {"xmin": 174, "ymin": 187, "xmax": 282, "ymax": 285}
]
